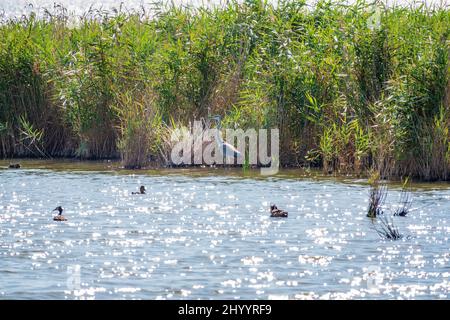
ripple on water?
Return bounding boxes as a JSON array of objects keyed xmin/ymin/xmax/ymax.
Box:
[{"xmin": 0, "ymin": 167, "xmax": 449, "ymax": 299}]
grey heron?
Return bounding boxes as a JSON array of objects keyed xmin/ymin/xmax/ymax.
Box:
[{"xmin": 209, "ymin": 115, "xmax": 243, "ymax": 164}]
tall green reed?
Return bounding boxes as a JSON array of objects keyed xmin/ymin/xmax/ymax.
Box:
[{"xmin": 0, "ymin": 1, "xmax": 447, "ymax": 178}]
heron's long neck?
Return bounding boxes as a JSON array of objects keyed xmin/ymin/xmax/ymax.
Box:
[{"xmin": 215, "ymin": 121, "xmax": 223, "ymax": 144}]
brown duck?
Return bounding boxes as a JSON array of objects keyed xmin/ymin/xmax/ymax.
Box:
[
  {"xmin": 52, "ymin": 206, "xmax": 67, "ymax": 221},
  {"xmin": 132, "ymin": 185, "xmax": 146, "ymax": 195},
  {"xmin": 270, "ymin": 204, "xmax": 288, "ymax": 218}
]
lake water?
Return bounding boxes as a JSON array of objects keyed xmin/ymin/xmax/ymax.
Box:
[
  {"xmin": 0, "ymin": 160, "xmax": 449, "ymax": 299},
  {"xmin": 0, "ymin": 0, "xmax": 444, "ymax": 20}
]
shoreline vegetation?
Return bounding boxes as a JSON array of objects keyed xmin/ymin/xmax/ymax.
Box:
[{"xmin": 0, "ymin": 1, "xmax": 449, "ymax": 180}]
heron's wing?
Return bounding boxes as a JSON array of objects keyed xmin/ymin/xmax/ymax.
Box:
[{"xmin": 223, "ymin": 142, "xmax": 242, "ymax": 158}]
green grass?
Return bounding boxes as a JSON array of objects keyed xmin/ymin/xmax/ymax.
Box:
[{"xmin": 0, "ymin": 0, "xmax": 448, "ymax": 179}]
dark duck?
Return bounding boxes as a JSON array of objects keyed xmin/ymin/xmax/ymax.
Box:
[
  {"xmin": 394, "ymin": 208, "xmax": 408, "ymax": 217},
  {"xmin": 132, "ymin": 185, "xmax": 146, "ymax": 195},
  {"xmin": 8, "ymin": 163, "xmax": 20, "ymax": 169},
  {"xmin": 52, "ymin": 206, "xmax": 67, "ymax": 221},
  {"xmin": 270, "ymin": 204, "xmax": 288, "ymax": 218}
]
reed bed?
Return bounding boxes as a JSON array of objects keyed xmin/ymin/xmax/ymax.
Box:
[{"xmin": 0, "ymin": 1, "xmax": 448, "ymax": 179}]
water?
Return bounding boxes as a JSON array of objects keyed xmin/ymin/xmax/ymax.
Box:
[
  {"xmin": 0, "ymin": 0, "xmax": 445, "ymax": 20},
  {"xmin": 0, "ymin": 160, "xmax": 449, "ymax": 299}
]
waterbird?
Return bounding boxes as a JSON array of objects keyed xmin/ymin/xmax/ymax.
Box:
[
  {"xmin": 132, "ymin": 185, "xmax": 146, "ymax": 195},
  {"xmin": 394, "ymin": 209, "xmax": 408, "ymax": 217},
  {"xmin": 270, "ymin": 204, "xmax": 288, "ymax": 218},
  {"xmin": 52, "ymin": 206, "xmax": 67, "ymax": 221},
  {"xmin": 8, "ymin": 163, "xmax": 20, "ymax": 169},
  {"xmin": 209, "ymin": 115, "xmax": 242, "ymax": 163}
]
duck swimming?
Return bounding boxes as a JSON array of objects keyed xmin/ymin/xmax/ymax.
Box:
[
  {"xmin": 132, "ymin": 185, "xmax": 146, "ymax": 195},
  {"xmin": 8, "ymin": 163, "xmax": 20, "ymax": 169},
  {"xmin": 270, "ymin": 204, "xmax": 288, "ymax": 218},
  {"xmin": 394, "ymin": 209, "xmax": 408, "ymax": 217},
  {"xmin": 52, "ymin": 206, "xmax": 67, "ymax": 221}
]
